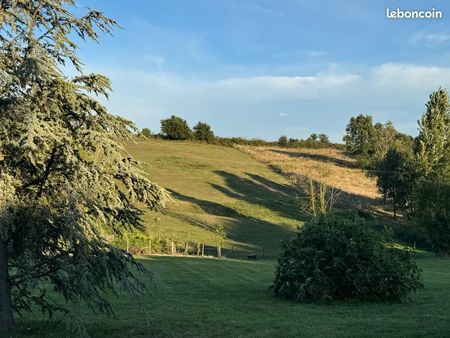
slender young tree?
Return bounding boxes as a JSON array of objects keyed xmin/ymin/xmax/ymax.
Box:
[
  {"xmin": 0, "ymin": 1, "xmax": 168, "ymax": 332},
  {"xmin": 416, "ymin": 88, "xmax": 450, "ymax": 180},
  {"xmin": 414, "ymin": 88, "xmax": 450, "ymax": 254},
  {"xmin": 375, "ymin": 148, "xmax": 416, "ymax": 219}
]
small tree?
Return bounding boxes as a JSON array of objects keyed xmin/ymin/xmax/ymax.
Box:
[
  {"xmin": 375, "ymin": 149, "xmax": 416, "ymax": 219},
  {"xmin": 373, "ymin": 121, "xmax": 397, "ymax": 160},
  {"xmin": 141, "ymin": 128, "xmax": 152, "ymax": 139},
  {"xmin": 215, "ymin": 225, "xmax": 227, "ymax": 259},
  {"xmin": 343, "ymin": 115, "xmax": 375, "ymax": 154},
  {"xmin": 344, "ymin": 115, "xmax": 402, "ymax": 169},
  {"xmin": 278, "ymin": 135, "xmax": 288, "ymax": 147},
  {"xmin": 343, "ymin": 114, "xmax": 377, "ymax": 167},
  {"xmin": 318, "ymin": 133, "xmax": 330, "ymax": 145},
  {"xmin": 294, "ymin": 169, "xmax": 340, "ymax": 218},
  {"xmin": 307, "ymin": 133, "xmax": 318, "ymax": 142},
  {"xmin": 160, "ymin": 115, "xmax": 192, "ymax": 140},
  {"xmin": 193, "ymin": 122, "xmax": 215, "ymax": 143}
]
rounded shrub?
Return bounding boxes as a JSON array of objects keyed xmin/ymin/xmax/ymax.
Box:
[{"xmin": 272, "ymin": 215, "xmax": 423, "ymax": 302}]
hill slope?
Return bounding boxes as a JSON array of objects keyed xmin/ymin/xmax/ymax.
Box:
[
  {"xmin": 236, "ymin": 145, "xmax": 380, "ymax": 205},
  {"xmin": 127, "ymin": 140, "xmax": 303, "ymax": 257}
]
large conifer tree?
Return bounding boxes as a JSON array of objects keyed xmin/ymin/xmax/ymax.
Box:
[{"xmin": 0, "ymin": 1, "xmax": 168, "ymax": 332}]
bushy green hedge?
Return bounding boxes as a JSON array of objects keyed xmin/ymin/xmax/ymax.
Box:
[{"xmin": 272, "ymin": 215, "xmax": 423, "ymax": 302}]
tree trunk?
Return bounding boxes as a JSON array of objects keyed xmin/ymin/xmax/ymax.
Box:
[{"xmin": 0, "ymin": 240, "xmax": 14, "ymax": 333}]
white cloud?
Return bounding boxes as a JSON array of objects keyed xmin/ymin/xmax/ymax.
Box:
[
  {"xmin": 370, "ymin": 63, "xmax": 450, "ymax": 90},
  {"xmin": 410, "ymin": 32, "xmax": 450, "ymax": 47},
  {"xmin": 95, "ymin": 63, "xmax": 450, "ymax": 141}
]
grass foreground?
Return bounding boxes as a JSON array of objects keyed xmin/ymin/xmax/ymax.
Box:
[{"xmin": 13, "ymin": 254, "xmax": 450, "ymax": 337}]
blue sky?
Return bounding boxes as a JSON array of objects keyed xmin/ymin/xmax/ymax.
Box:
[{"xmin": 78, "ymin": 0, "xmax": 450, "ymax": 142}]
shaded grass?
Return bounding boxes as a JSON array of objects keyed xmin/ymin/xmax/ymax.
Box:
[{"xmin": 14, "ymin": 255, "xmax": 450, "ymax": 337}]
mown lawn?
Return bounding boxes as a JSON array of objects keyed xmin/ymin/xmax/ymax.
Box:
[{"xmin": 13, "ymin": 254, "xmax": 450, "ymax": 337}]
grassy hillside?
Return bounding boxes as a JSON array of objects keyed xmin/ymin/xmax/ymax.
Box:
[
  {"xmin": 125, "ymin": 140, "xmax": 304, "ymax": 258},
  {"xmin": 15, "ymin": 254, "xmax": 450, "ymax": 337},
  {"xmin": 236, "ymin": 145, "xmax": 380, "ymax": 205},
  {"xmin": 14, "ymin": 141, "xmax": 450, "ymax": 337},
  {"xmin": 235, "ymin": 145, "xmax": 419, "ymax": 240}
]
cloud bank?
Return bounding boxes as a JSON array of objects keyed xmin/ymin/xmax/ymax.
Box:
[{"xmin": 97, "ymin": 63, "xmax": 450, "ymax": 142}]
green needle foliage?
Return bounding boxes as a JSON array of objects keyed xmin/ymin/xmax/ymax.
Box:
[{"xmin": 0, "ymin": 0, "xmax": 168, "ymax": 332}]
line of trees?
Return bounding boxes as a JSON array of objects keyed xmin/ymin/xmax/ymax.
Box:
[
  {"xmin": 278, "ymin": 133, "xmax": 332, "ymax": 149},
  {"xmin": 141, "ymin": 115, "xmax": 216, "ymax": 143},
  {"xmin": 343, "ymin": 88, "xmax": 450, "ymax": 254},
  {"xmin": 140, "ymin": 115, "xmax": 335, "ymax": 149}
]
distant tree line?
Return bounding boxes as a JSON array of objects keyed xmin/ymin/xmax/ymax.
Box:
[
  {"xmin": 139, "ymin": 115, "xmax": 337, "ymax": 149},
  {"xmin": 343, "ymin": 88, "xmax": 450, "ymax": 255},
  {"xmin": 140, "ymin": 115, "xmax": 215, "ymax": 143},
  {"xmin": 277, "ymin": 133, "xmax": 333, "ymax": 149}
]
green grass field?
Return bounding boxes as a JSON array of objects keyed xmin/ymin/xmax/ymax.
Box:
[
  {"xmin": 11, "ymin": 140, "xmax": 450, "ymax": 337},
  {"xmin": 14, "ymin": 254, "xmax": 450, "ymax": 337},
  {"xmin": 124, "ymin": 140, "xmax": 303, "ymax": 258}
]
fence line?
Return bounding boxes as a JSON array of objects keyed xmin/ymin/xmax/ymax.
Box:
[{"xmin": 126, "ymin": 239, "xmax": 266, "ymax": 260}]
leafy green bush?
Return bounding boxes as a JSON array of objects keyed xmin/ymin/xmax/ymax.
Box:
[
  {"xmin": 272, "ymin": 215, "xmax": 423, "ymax": 302},
  {"xmin": 414, "ymin": 182, "xmax": 450, "ymax": 255}
]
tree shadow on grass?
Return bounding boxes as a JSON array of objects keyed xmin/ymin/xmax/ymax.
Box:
[
  {"xmin": 269, "ymin": 149, "xmax": 358, "ymax": 169},
  {"xmin": 210, "ymin": 170, "xmax": 302, "ymax": 221},
  {"xmin": 164, "ymin": 190, "xmax": 296, "ymax": 258}
]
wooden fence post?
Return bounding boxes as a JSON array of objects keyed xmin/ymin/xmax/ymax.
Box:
[{"xmin": 171, "ymin": 238, "xmax": 176, "ymax": 255}]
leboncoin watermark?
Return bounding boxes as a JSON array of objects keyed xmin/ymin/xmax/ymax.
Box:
[{"xmin": 386, "ymin": 7, "xmax": 443, "ymax": 19}]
